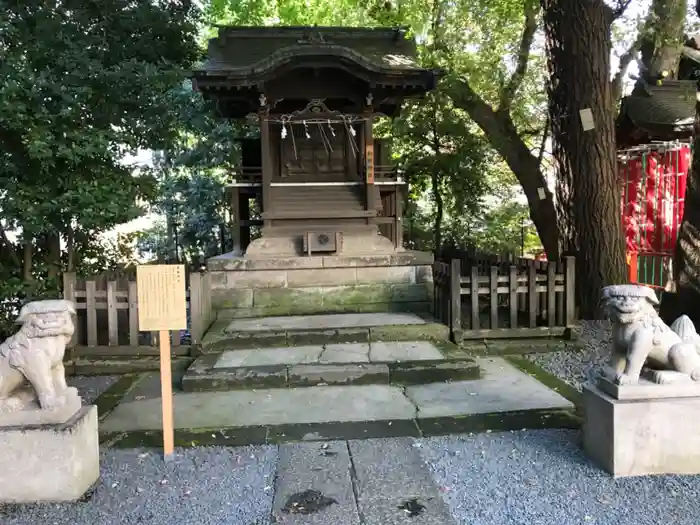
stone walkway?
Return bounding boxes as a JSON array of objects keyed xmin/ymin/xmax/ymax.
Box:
[{"xmin": 100, "ymin": 358, "xmax": 573, "ymax": 439}]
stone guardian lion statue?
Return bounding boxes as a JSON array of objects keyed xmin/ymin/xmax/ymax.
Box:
[
  {"xmin": 0, "ymin": 299, "xmax": 78, "ymax": 411},
  {"xmin": 601, "ymin": 284, "xmax": 700, "ymax": 385}
]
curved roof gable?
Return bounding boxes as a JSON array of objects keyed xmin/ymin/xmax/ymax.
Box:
[{"xmin": 193, "ymin": 25, "xmax": 438, "ymax": 87}]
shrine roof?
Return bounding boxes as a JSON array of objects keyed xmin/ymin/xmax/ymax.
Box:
[
  {"xmin": 193, "ymin": 25, "xmax": 435, "ymax": 82},
  {"xmin": 618, "ymin": 80, "xmax": 695, "ymax": 132}
]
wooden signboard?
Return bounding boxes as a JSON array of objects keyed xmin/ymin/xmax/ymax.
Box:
[
  {"xmin": 136, "ymin": 265, "xmax": 187, "ymax": 460},
  {"xmin": 365, "ymin": 144, "xmax": 375, "ymax": 184}
]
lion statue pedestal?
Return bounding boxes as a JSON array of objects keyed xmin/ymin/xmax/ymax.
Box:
[
  {"xmin": 583, "ymin": 284, "xmax": 700, "ymax": 477},
  {"xmin": 0, "ymin": 299, "xmax": 99, "ymax": 503}
]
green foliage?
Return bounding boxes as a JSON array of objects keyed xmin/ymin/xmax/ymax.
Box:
[
  {"xmin": 136, "ymin": 169, "xmax": 229, "ymax": 264},
  {"xmin": 0, "ymin": 0, "xmax": 200, "ymax": 336},
  {"xmin": 133, "ymin": 83, "xmax": 247, "ymax": 265}
]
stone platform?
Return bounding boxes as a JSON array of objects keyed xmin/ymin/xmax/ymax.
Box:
[
  {"xmin": 584, "ymin": 379, "xmax": 700, "ymax": 477},
  {"xmin": 206, "ymin": 251, "xmax": 433, "ymax": 318},
  {"xmin": 200, "ymin": 312, "xmax": 449, "ymax": 352},
  {"xmin": 0, "ymin": 406, "xmax": 100, "ymax": 502},
  {"xmin": 183, "ymin": 340, "xmax": 480, "ymax": 391},
  {"xmin": 100, "ymin": 358, "xmax": 576, "ymax": 446}
]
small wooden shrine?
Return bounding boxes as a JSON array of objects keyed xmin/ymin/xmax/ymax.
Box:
[
  {"xmin": 614, "ymin": 39, "xmax": 700, "ymax": 287},
  {"xmin": 616, "ymin": 37, "xmax": 700, "ymax": 148},
  {"xmin": 191, "ymin": 26, "xmax": 439, "ymax": 258}
]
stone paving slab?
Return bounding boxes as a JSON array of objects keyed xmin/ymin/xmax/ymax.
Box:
[
  {"xmin": 271, "ymin": 441, "xmax": 360, "ymax": 524},
  {"xmin": 212, "ymin": 340, "xmax": 444, "ymax": 369},
  {"xmin": 101, "ymin": 358, "xmax": 572, "ymax": 436},
  {"xmin": 406, "ymin": 358, "xmax": 574, "ymax": 418},
  {"xmin": 349, "ymin": 438, "xmax": 457, "ymax": 525},
  {"xmin": 214, "ymin": 345, "xmax": 323, "ymax": 368},
  {"xmin": 100, "ymin": 384, "xmax": 417, "ymax": 433},
  {"xmin": 369, "ymin": 341, "xmax": 443, "ymax": 362},
  {"xmin": 223, "ymin": 312, "xmax": 426, "ymax": 333},
  {"xmin": 320, "ymin": 342, "xmax": 371, "ymax": 364}
]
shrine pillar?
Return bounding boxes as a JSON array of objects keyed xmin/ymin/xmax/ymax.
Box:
[
  {"xmin": 259, "ymin": 105, "xmax": 273, "ymax": 228},
  {"xmin": 364, "ymin": 102, "xmax": 376, "ymax": 217}
]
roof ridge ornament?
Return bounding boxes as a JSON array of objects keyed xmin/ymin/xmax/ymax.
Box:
[{"xmin": 297, "ymin": 30, "xmax": 327, "ymax": 45}]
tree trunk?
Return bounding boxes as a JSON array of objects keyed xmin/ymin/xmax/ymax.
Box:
[
  {"xmin": 542, "ymin": 0, "xmax": 628, "ymax": 319},
  {"xmin": 22, "ymin": 238, "xmax": 32, "ymax": 282},
  {"xmin": 431, "ymin": 168, "xmax": 444, "ymax": 251},
  {"xmin": 66, "ymin": 226, "xmax": 75, "ymax": 273},
  {"xmin": 640, "ymin": 0, "xmax": 687, "ymax": 81},
  {"xmin": 431, "ymin": 118, "xmax": 444, "ymax": 252},
  {"xmin": 45, "ymin": 231, "xmax": 62, "ymax": 281},
  {"xmin": 671, "ymin": 1, "xmax": 700, "ymax": 327}
]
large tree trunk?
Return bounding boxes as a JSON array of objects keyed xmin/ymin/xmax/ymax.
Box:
[
  {"xmin": 671, "ymin": 2, "xmax": 700, "ymax": 327},
  {"xmin": 542, "ymin": 0, "xmax": 627, "ymax": 319}
]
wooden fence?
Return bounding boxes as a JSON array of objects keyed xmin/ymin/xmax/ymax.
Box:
[
  {"xmin": 627, "ymin": 251, "xmax": 673, "ymax": 291},
  {"xmin": 63, "ymin": 271, "xmax": 214, "ymax": 353},
  {"xmin": 433, "ymin": 256, "xmax": 576, "ymax": 341}
]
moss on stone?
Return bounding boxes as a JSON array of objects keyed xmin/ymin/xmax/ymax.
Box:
[
  {"xmin": 390, "ymin": 283, "xmax": 430, "ymax": 302},
  {"xmin": 435, "ymin": 340, "xmax": 484, "ymax": 359},
  {"xmin": 102, "ymin": 406, "xmax": 580, "ymax": 449},
  {"xmin": 417, "ymin": 408, "xmax": 580, "ymax": 436},
  {"xmin": 254, "ymin": 287, "xmax": 325, "ymax": 310},
  {"xmin": 505, "ymin": 355, "xmax": 582, "ymax": 409},
  {"xmin": 211, "ymin": 289, "xmax": 254, "ymax": 310},
  {"xmin": 369, "ymin": 323, "xmax": 449, "ymax": 343},
  {"xmin": 266, "ymin": 420, "xmax": 422, "ymax": 443},
  {"xmin": 93, "ymin": 373, "xmax": 145, "ymax": 422},
  {"xmin": 388, "ymin": 359, "xmax": 480, "ymax": 385},
  {"xmin": 484, "ymin": 338, "xmax": 584, "ymax": 356},
  {"xmin": 287, "ymin": 328, "xmax": 369, "ymax": 346}
]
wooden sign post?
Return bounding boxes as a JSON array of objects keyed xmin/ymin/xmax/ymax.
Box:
[{"xmin": 136, "ymin": 265, "xmax": 187, "ymax": 460}]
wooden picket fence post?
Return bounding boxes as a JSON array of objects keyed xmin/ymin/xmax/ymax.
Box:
[
  {"xmin": 62, "ymin": 270, "xmax": 214, "ymax": 352},
  {"xmin": 432, "ymin": 253, "xmax": 577, "ymax": 342}
]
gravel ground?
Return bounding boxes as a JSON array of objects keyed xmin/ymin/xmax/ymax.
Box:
[
  {"xmin": 418, "ymin": 429, "xmax": 700, "ymax": 525},
  {"xmin": 525, "ymin": 320, "xmax": 612, "ymax": 391},
  {"xmin": 1, "ymin": 431, "xmax": 698, "ymax": 525},
  {"xmin": 0, "ymin": 446, "xmax": 278, "ymax": 525},
  {"xmin": 67, "ymin": 375, "xmax": 121, "ymax": 404}
]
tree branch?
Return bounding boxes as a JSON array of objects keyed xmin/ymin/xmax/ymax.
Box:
[
  {"xmin": 611, "ymin": 36, "xmax": 642, "ymax": 102},
  {"xmin": 611, "ymin": 0, "xmax": 633, "ymax": 20},
  {"xmin": 537, "ymin": 116, "xmax": 550, "ymax": 168},
  {"xmin": 446, "ymin": 76, "xmax": 560, "ymax": 260},
  {"xmin": 499, "ymin": 0, "xmax": 540, "ymax": 111}
]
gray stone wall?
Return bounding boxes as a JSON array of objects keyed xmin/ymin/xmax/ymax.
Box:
[{"xmin": 207, "ymin": 252, "xmax": 434, "ymax": 318}]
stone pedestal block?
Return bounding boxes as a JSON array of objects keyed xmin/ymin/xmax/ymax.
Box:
[
  {"xmin": 583, "ymin": 383, "xmax": 700, "ymax": 477},
  {"xmin": 0, "ymin": 406, "xmax": 100, "ymax": 502}
]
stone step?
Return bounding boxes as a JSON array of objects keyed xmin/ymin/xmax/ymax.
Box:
[
  {"xmin": 69, "ymin": 346, "xmax": 192, "ymax": 358},
  {"xmin": 183, "ymin": 359, "xmax": 481, "ymax": 392},
  {"xmin": 99, "ymin": 357, "xmax": 578, "ymax": 447},
  {"xmin": 66, "ymin": 357, "xmax": 193, "ymax": 376},
  {"xmin": 201, "ymin": 312, "xmax": 448, "ymax": 352},
  {"xmin": 183, "ymin": 340, "xmax": 476, "ymax": 391}
]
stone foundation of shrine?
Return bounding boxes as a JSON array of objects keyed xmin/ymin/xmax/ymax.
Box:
[{"xmin": 207, "ymin": 251, "xmax": 433, "ymax": 319}]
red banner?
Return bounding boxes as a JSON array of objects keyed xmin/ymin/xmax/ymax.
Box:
[{"xmin": 619, "ymin": 144, "xmax": 690, "ymax": 254}]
